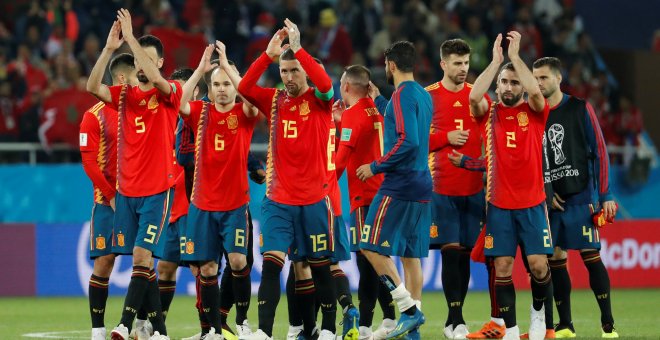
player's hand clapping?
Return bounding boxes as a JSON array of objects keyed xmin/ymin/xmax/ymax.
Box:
[
  {"xmin": 197, "ymin": 44, "xmax": 216, "ymax": 73},
  {"xmin": 283, "ymin": 18, "xmax": 301, "ymax": 52},
  {"xmin": 116, "ymin": 9, "xmax": 134, "ymax": 41},
  {"xmin": 506, "ymin": 31, "xmax": 522, "ymax": 61},
  {"xmin": 266, "ymin": 29, "xmax": 287, "ymax": 60},
  {"xmin": 492, "ymin": 33, "xmax": 504, "ymax": 65},
  {"xmin": 104, "ymin": 21, "xmax": 124, "ymax": 52}
]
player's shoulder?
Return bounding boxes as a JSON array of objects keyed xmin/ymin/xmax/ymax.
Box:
[
  {"xmin": 424, "ymin": 81, "xmax": 441, "ymax": 93},
  {"xmin": 86, "ymin": 101, "xmax": 106, "ymax": 118}
]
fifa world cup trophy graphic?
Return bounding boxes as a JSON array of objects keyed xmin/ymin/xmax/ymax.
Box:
[{"xmin": 548, "ymin": 123, "xmax": 566, "ymax": 165}]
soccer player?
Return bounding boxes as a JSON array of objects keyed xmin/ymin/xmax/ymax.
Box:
[
  {"xmin": 533, "ymin": 57, "xmax": 618, "ymax": 338},
  {"xmin": 356, "ymin": 40, "xmax": 433, "ymax": 340},
  {"xmin": 425, "ymin": 38, "xmax": 490, "ymax": 340},
  {"xmin": 87, "ymin": 10, "xmax": 182, "ymax": 340},
  {"xmin": 468, "ymin": 32, "xmax": 552, "ymax": 340},
  {"xmin": 333, "ymin": 65, "xmax": 397, "ymax": 340},
  {"xmin": 178, "ymin": 42, "xmax": 258, "ymax": 340},
  {"xmin": 237, "ymin": 19, "xmax": 337, "ymax": 340},
  {"xmin": 80, "ymin": 52, "xmax": 137, "ymax": 340}
]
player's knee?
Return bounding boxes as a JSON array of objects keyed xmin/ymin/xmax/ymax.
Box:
[
  {"xmin": 528, "ymin": 259, "xmax": 549, "ymax": 278},
  {"xmin": 132, "ymin": 247, "xmax": 151, "ymax": 267},
  {"xmin": 93, "ymin": 254, "xmax": 115, "ymax": 277},
  {"xmin": 228, "ymin": 253, "xmax": 247, "ymax": 270},
  {"xmin": 293, "ymin": 260, "xmax": 312, "ymax": 280},
  {"xmin": 550, "ymin": 247, "xmax": 567, "ymax": 260},
  {"xmin": 494, "ymin": 257, "xmax": 514, "ymax": 276},
  {"xmin": 157, "ymin": 260, "xmax": 178, "ymax": 280},
  {"xmin": 200, "ymin": 261, "xmax": 219, "ymax": 277}
]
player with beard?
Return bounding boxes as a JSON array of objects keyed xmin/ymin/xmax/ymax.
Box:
[
  {"xmin": 533, "ymin": 57, "xmax": 618, "ymax": 338},
  {"xmin": 356, "ymin": 41, "xmax": 433, "ymax": 340},
  {"xmin": 468, "ymin": 32, "xmax": 552, "ymax": 340},
  {"xmin": 87, "ymin": 10, "xmax": 182, "ymax": 340},
  {"xmin": 237, "ymin": 20, "xmax": 337, "ymax": 340},
  {"xmin": 425, "ymin": 39, "xmax": 493, "ymax": 339}
]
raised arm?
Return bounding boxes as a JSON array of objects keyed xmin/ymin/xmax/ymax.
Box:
[
  {"xmin": 284, "ymin": 19, "xmax": 333, "ymax": 97},
  {"xmin": 117, "ymin": 9, "xmax": 171, "ymax": 95},
  {"xmin": 237, "ymin": 30, "xmax": 286, "ymax": 114},
  {"xmin": 214, "ymin": 40, "xmax": 259, "ymax": 118},
  {"xmin": 506, "ymin": 31, "xmax": 545, "ymax": 113},
  {"xmin": 180, "ymin": 44, "xmax": 215, "ymax": 117},
  {"xmin": 86, "ymin": 21, "xmax": 123, "ymax": 103},
  {"xmin": 470, "ymin": 34, "xmax": 503, "ymax": 117}
]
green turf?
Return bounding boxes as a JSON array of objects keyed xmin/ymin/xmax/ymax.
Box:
[{"xmin": 1, "ymin": 289, "xmax": 659, "ymax": 339}]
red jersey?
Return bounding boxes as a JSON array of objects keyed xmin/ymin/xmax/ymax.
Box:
[
  {"xmin": 79, "ymin": 102, "xmax": 117, "ymax": 205},
  {"xmin": 482, "ymin": 100, "xmax": 550, "ymax": 209},
  {"xmin": 185, "ymin": 101, "xmax": 256, "ymax": 211},
  {"xmin": 426, "ymin": 82, "xmax": 488, "ymax": 196},
  {"xmin": 337, "ymin": 97, "xmax": 384, "ymax": 212},
  {"xmin": 107, "ymin": 81, "xmax": 182, "ymax": 197},
  {"xmin": 169, "ymin": 164, "xmax": 189, "ymax": 223},
  {"xmin": 238, "ymin": 50, "xmax": 335, "ymax": 205}
]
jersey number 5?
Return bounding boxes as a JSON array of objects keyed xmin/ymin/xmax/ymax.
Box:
[{"xmin": 135, "ymin": 116, "xmax": 145, "ymax": 133}]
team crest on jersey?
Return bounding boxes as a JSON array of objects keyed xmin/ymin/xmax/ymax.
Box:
[
  {"xmin": 96, "ymin": 236, "xmax": 106, "ymax": 250},
  {"xmin": 117, "ymin": 233, "xmax": 125, "ymax": 247},
  {"xmin": 147, "ymin": 95, "xmax": 158, "ymax": 110},
  {"xmin": 259, "ymin": 233, "xmax": 263, "ymax": 247},
  {"xmin": 186, "ymin": 240, "xmax": 195, "ymax": 254},
  {"xmin": 517, "ymin": 112, "xmax": 529, "ymax": 127},
  {"xmin": 485, "ymin": 235, "xmax": 494, "ymax": 249},
  {"xmin": 430, "ymin": 224, "xmax": 438, "ymax": 238},
  {"xmin": 299, "ymin": 100, "xmax": 310, "ymax": 116},
  {"xmin": 227, "ymin": 114, "xmax": 238, "ymax": 130}
]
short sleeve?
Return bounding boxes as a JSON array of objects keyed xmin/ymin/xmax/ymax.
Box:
[
  {"xmin": 79, "ymin": 111, "xmax": 100, "ymax": 153},
  {"xmin": 184, "ymin": 100, "xmax": 204, "ymax": 128},
  {"xmin": 161, "ymin": 80, "xmax": 183, "ymax": 108},
  {"xmin": 338, "ymin": 109, "xmax": 361, "ymax": 148}
]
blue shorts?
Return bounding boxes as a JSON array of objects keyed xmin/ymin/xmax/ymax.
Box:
[
  {"xmin": 154, "ymin": 215, "xmax": 187, "ymax": 263},
  {"xmin": 484, "ymin": 202, "xmax": 553, "ymax": 257},
  {"xmin": 359, "ymin": 194, "xmax": 432, "ymax": 258},
  {"xmin": 550, "ymin": 204, "xmax": 601, "ymax": 250},
  {"xmin": 182, "ymin": 204, "xmax": 250, "ymax": 262},
  {"xmin": 112, "ymin": 189, "xmax": 173, "ymax": 255},
  {"xmin": 261, "ymin": 196, "xmax": 335, "ymax": 261},
  {"xmin": 331, "ymin": 215, "xmax": 351, "ymax": 262},
  {"xmin": 430, "ymin": 191, "xmax": 485, "ymax": 249},
  {"xmin": 89, "ymin": 203, "xmax": 115, "ymax": 259},
  {"xmin": 349, "ymin": 206, "xmax": 369, "ymax": 252}
]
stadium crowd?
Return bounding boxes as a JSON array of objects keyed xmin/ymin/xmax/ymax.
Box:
[{"xmin": 0, "ymin": 0, "xmax": 647, "ymax": 164}]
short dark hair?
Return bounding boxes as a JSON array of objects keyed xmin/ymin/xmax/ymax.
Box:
[
  {"xmin": 500, "ymin": 62, "xmax": 515, "ymax": 73},
  {"xmin": 533, "ymin": 57, "xmax": 562, "ymax": 75},
  {"xmin": 280, "ymin": 48, "xmax": 295, "ymax": 61},
  {"xmin": 169, "ymin": 68, "xmax": 194, "ymax": 81},
  {"xmin": 344, "ymin": 65, "xmax": 371, "ymax": 88},
  {"xmin": 384, "ymin": 41, "xmax": 416, "ymax": 73},
  {"xmin": 109, "ymin": 53, "xmax": 135, "ymax": 79},
  {"xmin": 138, "ymin": 35, "xmax": 163, "ymax": 58},
  {"xmin": 440, "ymin": 39, "xmax": 471, "ymax": 60}
]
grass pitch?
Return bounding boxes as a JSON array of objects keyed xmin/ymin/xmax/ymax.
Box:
[{"xmin": 1, "ymin": 289, "xmax": 659, "ymax": 339}]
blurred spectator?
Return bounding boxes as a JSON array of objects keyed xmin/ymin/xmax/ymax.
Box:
[
  {"xmin": 510, "ymin": 6, "xmax": 543, "ymax": 65},
  {"xmin": 653, "ymin": 29, "xmax": 660, "ymax": 52},
  {"xmin": 315, "ymin": 8, "xmax": 353, "ymax": 68},
  {"xmin": 245, "ymin": 12, "xmax": 276, "ymax": 66},
  {"xmin": 77, "ymin": 33, "xmax": 100, "ymax": 76},
  {"xmin": 463, "ymin": 15, "xmax": 489, "ymax": 73},
  {"xmin": 368, "ymin": 15, "xmax": 403, "ymax": 66}
]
